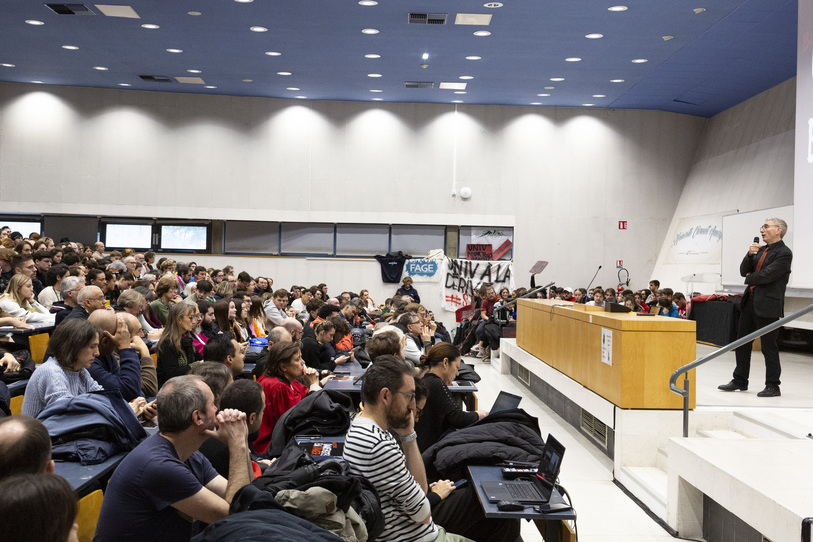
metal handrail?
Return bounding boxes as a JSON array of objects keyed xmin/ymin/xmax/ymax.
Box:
[{"xmin": 669, "ymin": 302, "xmax": 813, "ymax": 437}]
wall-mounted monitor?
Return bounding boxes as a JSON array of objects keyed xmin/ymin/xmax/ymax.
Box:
[
  {"xmin": 105, "ymin": 223, "xmax": 152, "ymax": 249},
  {"xmin": 160, "ymin": 225, "xmax": 208, "ymax": 251}
]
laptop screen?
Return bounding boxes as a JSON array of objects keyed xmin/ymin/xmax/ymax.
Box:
[
  {"xmin": 536, "ymin": 433, "xmax": 565, "ymax": 485},
  {"xmin": 490, "ymin": 391, "xmax": 522, "ymax": 413}
]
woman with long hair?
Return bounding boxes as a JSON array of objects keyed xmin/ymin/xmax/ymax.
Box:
[
  {"xmin": 254, "ymin": 341, "xmax": 327, "ymax": 453},
  {"xmin": 213, "ymin": 298, "xmax": 241, "ymax": 340},
  {"xmin": 156, "ymin": 302, "xmax": 203, "ymax": 388},
  {"xmin": 415, "ymin": 343, "xmax": 487, "ymax": 451},
  {"xmin": 230, "ymin": 292, "xmax": 252, "ymax": 341},
  {"xmin": 248, "ymin": 295, "xmax": 267, "ymax": 338},
  {"xmin": 36, "ymin": 263, "xmax": 70, "ymax": 309},
  {"xmin": 0, "ymin": 274, "xmax": 55, "ymax": 324}
]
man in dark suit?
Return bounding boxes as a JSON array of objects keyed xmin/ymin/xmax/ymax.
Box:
[{"xmin": 719, "ymin": 218, "xmax": 792, "ymax": 397}]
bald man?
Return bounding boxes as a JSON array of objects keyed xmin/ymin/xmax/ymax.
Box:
[
  {"xmin": 280, "ymin": 317, "xmax": 303, "ymax": 341},
  {"xmin": 87, "ymin": 311, "xmax": 144, "ymax": 401},
  {"xmin": 0, "ymin": 416, "xmax": 54, "ymax": 479}
]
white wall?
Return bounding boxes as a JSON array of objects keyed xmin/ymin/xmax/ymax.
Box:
[{"xmin": 0, "ymin": 82, "xmax": 706, "ymax": 320}]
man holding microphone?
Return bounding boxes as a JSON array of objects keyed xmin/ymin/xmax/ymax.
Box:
[{"xmin": 719, "ymin": 218, "xmax": 792, "ymax": 397}]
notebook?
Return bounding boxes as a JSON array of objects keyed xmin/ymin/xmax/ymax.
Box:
[
  {"xmin": 481, "ymin": 433, "xmax": 565, "ymax": 504},
  {"xmin": 490, "ymin": 391, "xmax": 522, "ymax": 413}
]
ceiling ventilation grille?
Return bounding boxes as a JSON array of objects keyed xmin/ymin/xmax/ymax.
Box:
[
  {"xmin": 46, "ymin": 4, "xmax": 95, "ymax": 15},
  {"xmin": 408, "ymin": 13, "xmax": 447, "ymax": 25},
  {"xmin": 405, "ymin": 81, "xmax": 435, "ymax": 89},
  {"xmin": 139, "ymin": 75, "xmax": 172, "ymax": 83}
]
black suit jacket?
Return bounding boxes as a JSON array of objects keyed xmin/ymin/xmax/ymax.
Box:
[{"xmin": 740, "ymin": 239, "xmax": 792, "ymax": 319}]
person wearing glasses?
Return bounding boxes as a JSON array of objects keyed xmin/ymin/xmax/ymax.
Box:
[
  {"xmin": 156, "ymin": 303, "xmax": 204, "ymax": 388},
  {"xmin": 719, "ymin": 218, "xmax": 792, "ymax": 398}
]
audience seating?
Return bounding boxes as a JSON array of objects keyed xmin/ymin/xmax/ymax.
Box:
[{"xmin": 76, "ymin": 488, "xmax": 104, "ymax": 542}]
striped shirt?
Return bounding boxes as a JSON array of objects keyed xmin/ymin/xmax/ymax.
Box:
[{"xmin": 344, "ymin": 417, "xmax": 437, "ymax": 542}]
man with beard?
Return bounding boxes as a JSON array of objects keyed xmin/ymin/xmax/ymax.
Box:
[
  {"xmin": 94, "ymin": 375, "xmax": 251, "ymax": 542},
  {"xmin": 343, "ymin": 356, "xmax": 471, "ymax": 542}
]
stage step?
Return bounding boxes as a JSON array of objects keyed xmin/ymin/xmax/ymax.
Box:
[
  {"xmin": 733, "ymin": 409, "xmax": 813, "ymax": 440},
  {"xmin": 696, "ymin": 428, "xmax": 752, "ymax": 439},
  {"xmin": 618, "ymin": 466, "xmax": 667, "ymax": 521}
]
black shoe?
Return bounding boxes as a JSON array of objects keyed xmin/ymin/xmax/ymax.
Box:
[
  {"xmin": 718, "ymin": 380, "xmax": 747, "ymax": 392},
  {"xmin": 757, "ymin": 386, "xmax": 781, "ymax": 397}
]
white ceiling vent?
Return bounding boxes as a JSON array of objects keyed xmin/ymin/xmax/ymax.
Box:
[
  {"xmin": 454, "ymin": 13, "xmax": 492, "ymax": 25},
  {"xmin": 175, "ymin": 76, "xmax": 206, "ymax": 85},
  {"xmin": 439, "ymin": 82, "xmax": 467, "ymax": 90},
  {"xmin": 405, "ymin": 81, "xmax": 435, "ymax": 89},
  {"xmin": 95, "ymin": 4, "xmax": 140, "ymax": 18},
  {"xmin": 408, "ymin": 13, "xmax": 447, "ymax": 25},
  {"xmin": 46, "ymin": 4, "xmax": 95, "ymax": 15}
]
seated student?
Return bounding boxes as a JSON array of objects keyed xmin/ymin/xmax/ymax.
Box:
[
  {"xmin": 636, "ymin": 290, "xmax": 650, "ymax": 312},
  {"xmin": 415, "ymin": 344, "xmax": 487, "ymax": 451},
  {"xmin": 248, "ymin": 295, "xmax": 267, "ymax": 338},
  {"xmin": 156, "ymin": 302, "xmax": 204, "ymax": 389},
  {"xmin": 254, "ymin": 341, "xmax": 328, "ymax": 454},
  {"xmin": 202, "ymin": 334, "xmax": 246, "ymax": 381},
  {"xmin": 200, "ymin": 379, "xmax": 267, "ymax": 478},
  {"xmin": 190, "ymin": 362, "xmax": 233, "ymax": 409},
  {"xmin": 343, "ymin": 355, "xmax": 472, "ymax": 542},
  {"xmin": 213, "ymin": 298, "xmax": 242, "ymax": 342},
  {"xmin": 0, "ymin": 274, "xmax": 55, "ymax": 324},
  {"xmin": 36, "ymin": 263, "xmax": 70, "ymax": 310},
  {"xmin": 94, "ymin": 375, "xmax": 252, "ymax": 542},
  {"xmin": 365, "ymin": 327, "xmax": 407, "ymax": 362},
  {"xmin": 655, "ymin": 289, "xmax": 680, "ymax": 318},
  {"xmin": 673, "ymin": 292, "xmax": 688, "ymax": 319},
  {"xmin": 0, "ymin": 415, "xmax": 55, "ymax": 478},
  {"xmin": 120, "ymin": 313, "xmax": 158, "ymax": 400},
  {"xmin": 0, "ymin": 473, "xmax": 79, "ymax": 542},
  {"xmin": 151, "ymin": 274, "xmax": 183, "ymax": 326},
  {"xmin": 604, "ymin": 288, "xmax": 618, "ymax": 305},
  {"xmin": 87, "ymin": 310, "xmax": 145, "ymax": 401},
  {"xmin": 586, "ymin": 288, "xmax": 605, "ymax": 307},
  {"xmin": 301, "ymin": 319, "xmax": 347, "ymax": 374},
  {"xmin": 395, "ymin": 276, "xmax": 421, "ymax": 303},
  {"xmin": 197, "ymin": 299, "xmax": 220, "ymax": 341}
]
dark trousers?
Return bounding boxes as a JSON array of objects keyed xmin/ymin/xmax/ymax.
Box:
[
  {"xmin": 733, "ymin": 298, "xmax": 781, "ymax": 387},
  {"xmin": 433, "ymin": 485, "xmax": 521, "ymax": 542},
  {"xmin": 475, "ymin": 321, "xmax": 502, "ymax": 350}
]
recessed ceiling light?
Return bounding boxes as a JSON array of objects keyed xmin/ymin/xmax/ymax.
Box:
[
  {"xmin": 370, "ymin": 89, "xmax": 383, "ymax": 92},
  {"xmin": 368, "ymin": 73, "xmax": 382, "ymax": 77},
  {"xmin": 287, "ymin": 87, "xmax": 300, "ymax": 91},
  {"xmin": 359, "ymin": 0, "xmax": 378, "ymax": 5},
  {"xmin": 204, "ymin": 85, "xmax": 216, "ymax": 89},
  {"xmin": 277, "ymin": 71, "xmax": 292, "ymax": 76},
  {"xmin": 693, "ymin": 8, "xmax": 706, "ymax": 14},
  {"xmin": 166, "ymin": 48, "xmax": 183, "ymax": 54},
  {"xmin": 530, "ymin": 102, "xmax": 541, "ymax": 105},
  {"xmin": 454, "ymin": 91, "xmax": 467, "ymax": 94},
  {"xmin": 608, "ymin": 6, "xmax": 628, "ymax": 11},
  {"xmin": 25, "ymin": 20, "xmax": 44, "ymax": 26},
  {"xmin": 537, "ymin": 93, "xmax": 550, "ymax": 97},
  {"xmin": 544, "ymin": 86, "xmax": 554, "ymax": 89},
  {"xmin": 583, "ymin": 103, "xmax": 595, "ymax": 106},
  {"xmin": 265, "ymin": 51, "xmax": 282, "ymax": 56},
  {"xmin": 610, "ymin": 79, "xmax": 625, "ymax": 83},
  {"xmin": 371, "ymin": 98, "xmax": 383, "ymax": 101},
  {"xmin": 473, "ymin": 30, "xmax": 491, "ymax": 36},
  {"xmin": 459, "ymin": 75, "xmax": 474, "ymax": 80},
  {"xmin": 631, "ymin": 58, "xmax": 648, "ymax": 63},
  {"xmin": 466, "ymin": 56, "xmax": 482, "ymax": 60},
  {"xmin": 593, "ymin": 94, "xmax": 606, "ymax": 98},
  {"xmin": 141, "ymin": 23, "xmax": 159, "ymax": 29},
  {"xmin": 235, "ymin": 0, "xmax": 253, "ymax": 3},
  {"xmin": 242, "ymin": 79, "xmax": 253, "ymax": 82},
  {"xmin": 565, "ymin": 58, "xmax": 581, "ymax": 62},
  {"xmin": 93, "ymin": 66, "xmax": 108, "ymax": 71},
  {"xmin": 421, "ymin": 52, "xmax": 429, "ymax": 61},
  {"xmin": 118, "ymin": 83, "xmax": 131, "ymax": 87},
  {"xmin": 62, "ymin": 45, "xmax": 79, "ymax": 50},
  {"xmin": 362, "ymin": 28, "xmax": 379, "ymax": 34},
  {"xmin": 188, "ymin": 11, "xmax": 201, "ymax": 15},
  {"xmin": 452, "ymin": 100, "xmax": 463, "ymax": 103},
  {"xmin": 585, "ymin": 33, "xmax": 603, "ymax": 39},
  {"xmin": 0, "ymin": 63, "xmax": 15, "ymax": 68},
  {"xmin": 187, "ymin": 69, "xmax": 202, "ymax": 74},
  {"xmin": 484, "ymin": 2, "xmax": 503, "ymax": 7},
  {"xmin": 550, "ymin": 77, "xmax": 564, "ymax": 81},
  {"xmin": 250, "ymin": 26, "xmax": 268, "ymax": 32},
  {"xmin": 663, "ymin": 35, "xmax": 674, "ymax": 41},
  {"xmin": 365, "ymin": 54, "xmax": 381, "ymax": 59},
  {"xmin": 295, "ymin": 96, "xmax": 307, "ymax": 99},
  {"xmin": 31, "ymin": 80, "xmax": 44, "ymax": 84}
]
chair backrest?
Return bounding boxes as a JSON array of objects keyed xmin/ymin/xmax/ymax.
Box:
[
  {"xmin": 76, "ymin": 489, "xmax": 104, "ymax": 542},
  {"xmin": 10, "ymin": 395, "xmax": 23, "ymax": 415},
  {"xmin": 150, "ymin": 352, "xmax": 157, "ymax": 367},
  {"xmin": 28, "ymin": 333, "xmax": 49, "ymax": 363}
]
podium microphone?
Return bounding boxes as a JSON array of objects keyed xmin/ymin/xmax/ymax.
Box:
[{"xmin": 586, "ymin": 265, "xmax": 602, "ymax": 292}]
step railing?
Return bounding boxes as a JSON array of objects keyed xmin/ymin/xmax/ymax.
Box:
[{"xmin": 669, "ymin": 303, "xmax": 813, "ymax": 438}]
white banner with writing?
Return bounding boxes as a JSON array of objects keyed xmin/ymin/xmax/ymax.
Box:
[
  {"xmin": 440, "ymin": 257, "xmax": 515, "ymax": 311},
  {"xmin": 665, "ymin": 214, "xmax": 723, "ymax": 265}
]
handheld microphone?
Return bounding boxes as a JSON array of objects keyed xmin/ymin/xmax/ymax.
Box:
[{"xmin": 752, "ymin": 236, "xmax": 760, "ymax": 259}]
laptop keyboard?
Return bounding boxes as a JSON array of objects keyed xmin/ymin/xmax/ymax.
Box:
[{"xmin": 507, "ymin": 483, "xmax": 542, "ymax": 500}]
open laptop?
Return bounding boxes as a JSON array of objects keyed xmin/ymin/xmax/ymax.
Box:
[
  {"xmin": 481, "ymin": 434, "xmax": 565, "ymax": 504},
  {"xmin": 490, "ymin": 391, "xmax": 522, "ymax": 413}
]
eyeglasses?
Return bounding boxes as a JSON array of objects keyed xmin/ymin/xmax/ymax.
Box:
[
  {"xmin": 415, "ymin": 407, "xmax": 423, "ymax": 419},
  {"xmin": 398, "ymin": 391, "xmax": 416, "ymax": 403},
  {"xmin": 760, "ymin": 224, "xmax": 778, "ymax": 230},
  {"xmin": 186, "ymin": 313, "xmax": 203, "ymax": 321}
]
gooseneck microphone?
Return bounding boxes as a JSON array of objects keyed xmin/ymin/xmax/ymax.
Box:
[{"xmin": 586, "ymin": 265, "xmax": 602, "ymax": 293}]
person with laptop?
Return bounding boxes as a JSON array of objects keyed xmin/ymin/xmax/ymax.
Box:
[{"xmin": 415, "ymin": 343, "xmax": 487, "ymax": 451}]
